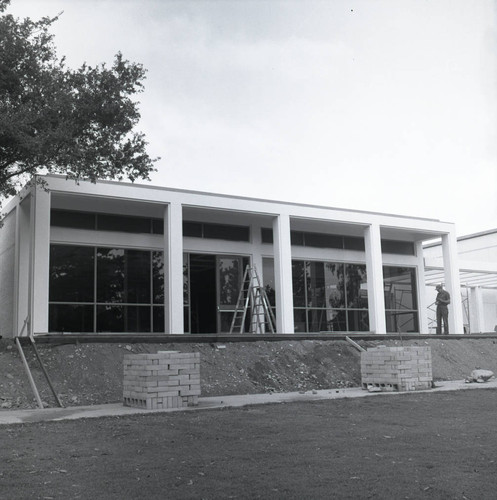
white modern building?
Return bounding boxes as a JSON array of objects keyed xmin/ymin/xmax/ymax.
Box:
[
  {"xmin": 424, "ymin": 230, "xmax": 497, "ymax": 333},
  {"xmin": 0, "ymin": 175, "xmax": 466, "ymax": 338}
]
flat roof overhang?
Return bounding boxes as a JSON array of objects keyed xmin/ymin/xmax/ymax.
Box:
[
  {"xmin": 50, "ymin": 192, "xmax": 443, "ymax": 242},
  {"xmin": 425, "ymin": 267, "xmax": 497, "ymax": 289},
  {"xmin": 44, "ymin": 176, "xmax": 452, "ymax": 237}
]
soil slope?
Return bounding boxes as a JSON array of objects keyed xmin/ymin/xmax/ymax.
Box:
[{"xmin": 1, "ymin": 337, "xmax": 497, "ymax": 410}]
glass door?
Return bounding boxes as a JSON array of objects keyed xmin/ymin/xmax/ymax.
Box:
[{"xmin": 216, "ymin": 255, "xmax": 249, "ymax": 332}]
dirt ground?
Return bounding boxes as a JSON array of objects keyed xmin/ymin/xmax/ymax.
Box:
[
  {"xmin": 1, "ymin": 337, "xmax": 497, "ymax": 409},
  {"xmin": 2, "ymin": 389, "xmax": 497, "ymax": 499}
]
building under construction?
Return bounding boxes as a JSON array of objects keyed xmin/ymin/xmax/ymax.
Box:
[{"xmin": 1, "ymin": 174, "xmax": 495, "ymax": 340}]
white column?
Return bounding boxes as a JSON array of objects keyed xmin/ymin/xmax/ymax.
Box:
[
  {"xmin": 164, "ymin": 202, "xmax": 184, "ymax": 334},
  {"xmin": 272, "ymin": 213, "xmax": 294, "ymax": 333},
  {"xmin": 441, "ymin": 232, "xmax": 464, "ymax": 334},
  {"xmin": 251, "ymin": 223, "xmax": 265, "ymax": 333},
  {"xmin": 15, "ymin": 197, "xmax": 31, "ymax": 336},
  {"xmin": 364, "ymin": 224, "xmax": 386, "ymax": 334},
  {"xmin": 415, "ymin": 241, "xmax": 429, "ymax": 334},
  {"xmin": 469, "ymin": 286, "xmax": 485, "ymax": 333},
  {"xmin": 30, "ymin": 186, "xmax": 51, "ymax": 334}
]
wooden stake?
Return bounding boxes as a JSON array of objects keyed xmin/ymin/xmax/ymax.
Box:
[{"xmin": 15, "ymin": 337, "xmax": 44, "ymax": 409}]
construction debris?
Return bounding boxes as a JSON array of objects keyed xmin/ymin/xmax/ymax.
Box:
[{"xmin": 465, "ymin": 369, "xmax": 494, "ymax": 384}]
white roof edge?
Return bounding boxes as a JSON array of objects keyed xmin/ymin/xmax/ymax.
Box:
[
  {"xmin": 424, "ymin": 228, "xmax": 497, "ymax": 249},
  {"xmin": 457, "ymin": 228, "xmax": 497, "ymax": 241}
]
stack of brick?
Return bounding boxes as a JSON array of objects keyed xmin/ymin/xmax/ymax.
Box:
[
  {"xmin": 123, "ymin": 351, "xmax": 200, "ymax": 409},
  {"xmin": 361, "ymin": 346, "xmax": 432, "ymax": 392}
]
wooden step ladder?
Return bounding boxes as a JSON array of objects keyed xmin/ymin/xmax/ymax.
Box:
[{"xmin": 229, "ymin": 265, "xmax": 277, "ymax": 334}]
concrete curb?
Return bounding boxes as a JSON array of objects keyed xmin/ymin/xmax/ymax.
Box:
[{"xmin": 1, "ymin": 378, "xmax": 497, "ymax": 425}]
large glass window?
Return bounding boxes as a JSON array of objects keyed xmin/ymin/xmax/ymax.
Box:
[
  {"xmin": 291, "ymin": 260, "xmax": 369, "ymax": 333},
  {"xmin": 383, "ymin": 266, "xmax": 419, "ymax": 333},
  {"xmin": 49, "ymin": 245, "xmax": 165, "ymax": 333}
]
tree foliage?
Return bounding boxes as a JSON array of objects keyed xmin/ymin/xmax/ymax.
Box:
[{"xmin": 0, "ymin": 0, "xmax": 157, "ymax": 198}]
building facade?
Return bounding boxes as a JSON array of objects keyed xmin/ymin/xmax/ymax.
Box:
[
  {"xmin": 424, "ymin": 230, "xmax": 497, "ymax": 333},
  {"xmin": 0, "ymin": 176, "xmax": 465, "ymax": 338}
]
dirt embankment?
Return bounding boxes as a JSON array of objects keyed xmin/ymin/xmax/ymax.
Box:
[{"xmin": 1, "ymin": 337, "xmax": 497, "ymax": 410}]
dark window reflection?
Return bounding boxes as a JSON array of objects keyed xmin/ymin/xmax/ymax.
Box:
[
  {"xmin": 50, "ymin": 210, "xmax": 163, "ymax": 234},
  {"xmin": 183, "ymin": 221, "xmax": 203, "ymax": 238},
  {"xmin": 49, "ymin": 304, "xmax": 94, "ymax": 332},
  {"xmin": 383, "ymin": 266, "xmax": 418, "ymax": 333},
  {"xmin": 218, "ymin": 257, "xmax": 241, "ymax": 306},
  {"xmin": 183, "ymin": 306, "xmax": 190, "ymax": 333},
  {"xmin": 328, "ymin": 310, "xmax": 347, "ymax": 332},
  {"xmin": 262, "ymin": 258, "xmax": 276, "ymax": 307},
  {"xmin": 292, "ymin": 261, "xmax": 306, "ymax": 307},
  {"xmin": 290, "ymin": 231, "xmax": 304, "ymax": 246},
  {"xmin": 204, "ymin": 223, "xmax": 249, "ymax": 242},
  {"xmin": 219, "ymin": 312, "xmax": 234, "ymax": 333},
  {"xmin": 381, "ymin": 240, "xmax": 415, "ymax": 256},
  {"xmin": 383, "ymin": 266, "xmax": 417, "ymax": 310},
  {"xmin": 97, "ymin": 305, "xmax": 124, "ymax": 332},
  {"xmin": 98, "ymin": 214, "xmax": 152, "ymax": 234},
  {"xmin": 97, "ymin": 305, "xmax": 152, "ymax": 332},
  {"xmin": 347, "ymin": 310, "xmax": 369, "ymax": 332},
  {"xmin": 153, "ymin": 251, "xmax": 164, "ymax": 304},
  {"xmin": 306, "ymin": 309, "xmax": 347, "ymax": 332},
  {"xmin": 183, "ymin": 221, "xmax": 250, "ymax": 241},
  {"xmin": 183, "ymin": 254, "xmax": 189, "ymax": 307},
  {"xmin": 261, "ymin": 228, "xmax": 273, "ymax": 244},
  {"xmin": 343, "ymin": 237, "xmax": 365, "ymax": 251},
  {"xmin": 307, "ymin": 262, "xmax": 345, "ymax": 308},
  {"xmin": 385, "ymin": 311, "xmax": 418, "ymax": 333},
  {"xmin": 290, "ymin": 259, "xmax": 369, "ymax": 333},
  {"xmin": 325, "ymin": 263, "xmax": 345, "ymax": 308},
  {"xmin": 293, "ymin": 309, "xmax": 307, "ymax": 333},
  {"xmin": 97, "ymin": 248, "xmax": 125, "ymax": 303},
  {"xmin": 50, "ymin": 246, "xmax": 94, "ymax": 302},
  {"xmin": 307, "ymin": 309, "xmax": 324, "ymax": 331},
  {"xmin": 127, "ymin": 250, "xmax": 151, "ymax": 303},
  {"xmin": 346, "ymin": 264, "xmax": 368, "ymax": 309},
  {"xmin": 97, "ymin": 249, "xmax": 151, "ymax": 304},
  {"xmin": 153, "ymin": 306, "xmax": 165, "ymax": 333},
  {"xmin": 125, "ymin": 306, "xmax": 151, "ymax": 332},
  {"xmin": 49, "ymin": 244, "xmax": 165, "ymax": 333},
  {"xmin": 51, "ymin": 210, "xmax": 96, "ymax": 230}
]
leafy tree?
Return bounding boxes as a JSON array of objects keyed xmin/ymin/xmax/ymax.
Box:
[{"xmin": 0, "ymin": 0, "xmax": 157, "ymax": 198}]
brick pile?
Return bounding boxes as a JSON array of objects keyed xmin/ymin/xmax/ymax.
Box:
[
  {"xmin": 361, "ymin": 346, "xmax": 432, "ymax": 392},
  {"xmin": 123, "ymin": 351, "xmax": 200, "ymax": 409}
]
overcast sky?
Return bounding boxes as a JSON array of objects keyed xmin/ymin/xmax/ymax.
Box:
[{"xmin": 8, "ymin": 0, "xmax": 497, "ymax": 236}]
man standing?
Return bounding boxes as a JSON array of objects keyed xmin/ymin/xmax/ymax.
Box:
[{"xmin": 435, "ymin": 284, "xmax": 451, "ymax": 335}]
